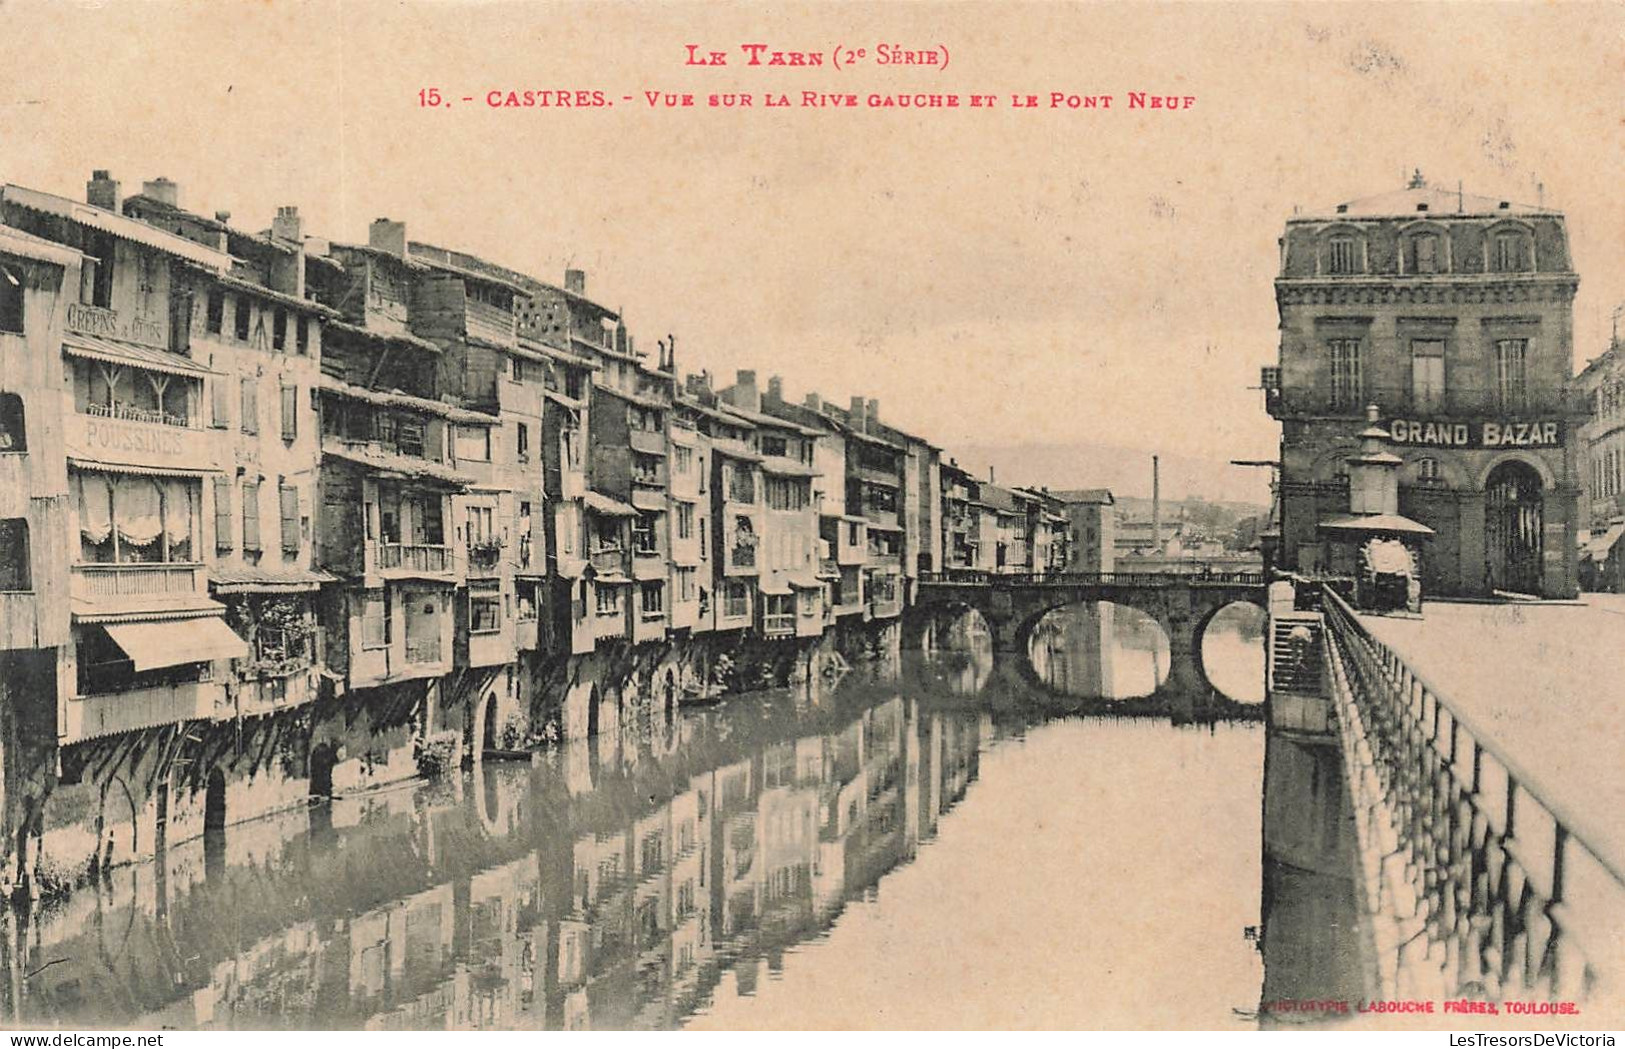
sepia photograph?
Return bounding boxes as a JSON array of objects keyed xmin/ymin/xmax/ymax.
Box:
[{"xmin": 0, "ymin": 0, "xmax": 1622, "ymax": 1035}]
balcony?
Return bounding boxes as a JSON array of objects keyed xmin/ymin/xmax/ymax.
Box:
[
  {"xmin": 377, "ymin": 542, "xmax": 455, "ymax": 577},
  {"xmin": 591, "ymin": 547, "xmax": 627, "ymax": 575},
  {"xmin": 629, "ymin": 428, "xmax": 666, "ymax": 455},
  {"xmin": 234, "ymin": 666, "xmax": 316, "ymax": 718},
  {"xmin": 1266, "ymin": 383, "xmax": 1585, "ymax": 422},
  {"xmin": 762, "ymin": 612, "xmax": 795, "ymax": 638},
  {"xmin": 64, "ymin": 678, "xmax": 219, "ymax": 743},
  {"xmin": 516, "ymin": 616, "xmax": 539, "ymax": 651},
  {"xmin": 72, "ymin": 562, "xmax": 207, "ymax": 604},
  {"xmin": 467, "ymin": 539, "xmax": 504, "ymax": 577}
]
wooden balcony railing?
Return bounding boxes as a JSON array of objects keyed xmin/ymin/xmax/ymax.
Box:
[
  {"xmin": 378, "ymin": 543, "xmax": 453, "ymax": 573},
  {"xmin": 72, "ymin": 562, "xmax": 205, "ymax": 601}
]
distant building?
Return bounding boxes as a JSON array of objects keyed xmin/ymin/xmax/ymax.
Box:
[
  {"xmin": 1578, "ymin": 336, "xmax": 1625, "ymax": 589},
  {"xmin": 1263, "ymin": 172, "xmax": 1582, "ymax": 598},
  {"xmin": 1054, "ymin": 489, "xmax": 1116, "ymax": 573}
]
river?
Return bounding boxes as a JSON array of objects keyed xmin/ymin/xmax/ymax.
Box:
[{"xmin": 1, "ymin": 608, "xmax": 1280, "ymax": 1030}]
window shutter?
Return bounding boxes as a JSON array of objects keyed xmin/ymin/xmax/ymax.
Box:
[
  {"xmin": 213, "ymin": 477, "xmax": 233, "ymax": 551},
  {"xmin": 279, "ymin": 484, "xmax": 300, "ymax": 553},
  {"xmin": 240, "ymin": 378, "xmax": 259, "ymax": 435},
  {"xmin": 242, "ymin": 480, "xmax": 261, "ymax": 551},
  {"xmin": 211, "ymin": 378, "xmax": 230, "ymax": 429},
  {"xmin": 280, "ymin": 383, "xmax": 297, "ymax": 440}
]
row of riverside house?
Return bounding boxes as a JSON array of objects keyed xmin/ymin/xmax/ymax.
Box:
[{"xmin": 0, "ymin": 171, "xmax": 1078, "ymax": 895}]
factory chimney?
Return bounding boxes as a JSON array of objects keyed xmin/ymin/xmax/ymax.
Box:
[{"xmin": 1151, "ymin": 455, "xmax": 1162, "ymax": 555}]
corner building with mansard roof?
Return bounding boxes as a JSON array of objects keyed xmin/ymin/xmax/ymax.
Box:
[{"xmin": 1264, "ymin": 172, "xmax": 1582, "ymax": 598}]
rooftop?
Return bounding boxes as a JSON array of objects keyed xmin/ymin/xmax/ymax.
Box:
[{"xmin": 1292, "ymin": 178, "xmax": 1557, "ymax": 223}]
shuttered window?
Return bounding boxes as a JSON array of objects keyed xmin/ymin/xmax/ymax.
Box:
[
  {"xmin": 213, "ymin": 477, "xmax": 233, "ymax": 551},
  {"xmin": 279, "ymin": 484, "xmax": 300, "ymax": 553},
  {"xmin": 280, "ymin": 383, "xmax": 298, "ymax": 440},
  {"xmin": 242, "ymin": 480, "xmax": 261, "ymax": 551},
  {"xmin": 240, "ymin": 378, "xmax": 258, "ymax": 435},
  {"xmin": 211, "ymin": 378, "xmax": 230, "ymax": 429}
]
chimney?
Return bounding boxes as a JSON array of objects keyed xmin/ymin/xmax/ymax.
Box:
[
  {"xmin": 272, "ymin": 205, "xmax": 302, "ymax": 242},
  {"xmin": 665, "ymin": 333, "xmax": 677, "ymax": 373},
  {"xmin": 1151, "ymin": 455, "xmax": 1162, "ymax": 555},
  {"xmin": 214, "ymin": 210, "xmax": 232, "ymax": 225},
  {"xmin": 850, "ymin": 396, "xmax": 867, "ymax": 432},
  {"xmin": 141, "ymin": 176, "xmax": 179, "ymax": 207},
  {"xmin": 766, "ymin": 375, "xmax": 783, "ymax": 405},
  {"xmin": 369, "ymin": 218, "xmax": 406, "ymax": 257},
  {"xmin": 988, "ymin": 465, "xmax": 996, "ymax": 484},
  {"xmin": 615, "ymin": 320, "xmax": 628, "ymax": 355},
  {"xmin": 867, "ymin": 398, "xmax": 880, "ymax": 425},
  {"xmin": 86, "ymin": 170, "xmax": 120, "ymax": 211},
  {"xmin": 804, "ymin": 392, "xmax": 822, "ymax": 412},
  {"xmin": 564, "ymin": 268, "xmax": 586, "ymax": 295},
  {"xmin": 733, "ymin": 370, "xmax": 760, "ymax": 412}
]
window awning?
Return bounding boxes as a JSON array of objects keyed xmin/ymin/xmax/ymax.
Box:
[
  {"xmin": 64, "ymin": 333, "xmax": 215, "ymax": 378},
  {"xmin": 758, "ymin": 578, "xmax": 793, "ymax": 596},
  {"xmin": 1584, "ymin": 523, "xmax": 1625, "ymax": 560},
  {"xmin": 104, "ymin": 615, "xmax": 247, "ymax": 672},
  {"xmin": 630, "ymin": 489, "xmax": 667, "ymax": 511},
  {"xmin": 788, "ymin": 572, "xmax": 825, "ymax": 590},
  {"xmin": 583, "ymin": 490, "xmax": 638, "ymax": 517}
]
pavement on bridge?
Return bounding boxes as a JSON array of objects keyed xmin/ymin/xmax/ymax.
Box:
[{"xmin": 1357, "ymin": 596, "xmax": 1625, "ymax": 870}]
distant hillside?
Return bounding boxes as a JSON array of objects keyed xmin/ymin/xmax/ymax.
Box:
[{"xmin": 949, "ymin": 442, "xmax": 1272, "ymax": 508}]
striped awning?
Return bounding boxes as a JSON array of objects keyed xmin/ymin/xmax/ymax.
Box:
[{"xmin": 63, "ymin": 333, "xmax": 215, "ymax": 378}]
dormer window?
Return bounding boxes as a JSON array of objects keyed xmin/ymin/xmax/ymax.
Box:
[
  {"xmin": 1493, "ymin": 231, "xmax": 1530, "ymax": 272},
  {"xmin": 1328, "ymin": 236, "xmax": 1360, "ymax": 275},
  {"xmin": 1415, "ymin": 233, "xmax": 1439, "ymax": 274}
]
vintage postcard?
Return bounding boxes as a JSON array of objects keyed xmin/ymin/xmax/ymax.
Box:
[{"xmin": 0, "ymin": 0, "xmax": 1621, "ymax": 1035}]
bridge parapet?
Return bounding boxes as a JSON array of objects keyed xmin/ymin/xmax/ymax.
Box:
[{"xmin": 1322, "ymin": 584, "xmax": 1625, "ymax": 1007}]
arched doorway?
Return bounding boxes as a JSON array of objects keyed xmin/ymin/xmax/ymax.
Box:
[
  {"xmin": 1485, "ymin": 460, "xmax": 1544, "ymax": 595},
  {"xmin": 482, "ymin": 693, "xmax": 499, "ymax": 754}
]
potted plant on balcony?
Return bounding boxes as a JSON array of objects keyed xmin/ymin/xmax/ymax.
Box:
[{"xmin": 468, "ymin": 535, "xmax": 504, "ymax": 570}]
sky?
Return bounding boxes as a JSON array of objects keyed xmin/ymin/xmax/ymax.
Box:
[{"xmin": 3, "ymin": 1, "xmax": 1622, "ymax": 503}]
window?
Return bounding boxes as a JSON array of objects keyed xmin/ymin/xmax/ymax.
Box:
[
  {"xmin": 296, "ymin": 316, "xmax": 310, "ymax": 355},
  {"xmin": 242, "ymin": 479, "xmax": 261, "ymax": 551},
  {"xmin": 510, "ymin": 356, "xmax": 523, "ymax": 382},
  {"xmin": 465, "ymin": 504, "xmax": 494, "ymax": 546},
  {"xmin": 760, "ymin": 434, "xmax": 788, "ymax": 458},
  {"xmin": 676, "ymin": 501, "xmax": 694, "ymax": 539},
  {"xmin": 470, "ymin": 591, "xmax": 501, "ymax": 633},
  {"xmin": 233, "ymin": 297, "xmax": 251, "ymax": 341},
  {"xmin": 203, "ymin": 289, "xmax": 225, "ymax": 334},
  {"xmin": 1329, "ymin": 338, "xmax": 1363, "ymax": 409},
  {"xmin": 633, "ymin": 512, "xmax": 658, "ymax": 554},
  {"xmin": 0, "ymin": 519, "xmax": 29, "ymax": 591},
  {"xmin": 1495, "ymin": 339, "xmax": 1529, "ymax": 410},
  {"xmin": 280, "ymin": 383, "xmax": 298, "ymax": 440},
  {"xmin": 1411, "ymin": 340, "xmax": 1446, "ymax": 412},
  {"xmin": 240, "ymin": 378, "xmax": 259, "ymax": 435},
  {"xmin": 455, "ymin": 424, "xmax": 491, "ymax": 462},
  {"xmin": 80, "ymin": 232, "xmax": 115, "ymax": 308},
  {"xmin": 0, "ymin": 393, "xmax": 24, "ymax": 451},
  {"xmin": 633, "ymin": 452, "xmax": 662, "ymax": 485},
  {"xmin": 847, "ymin": 521, "xmax": 861, "ymax": 546},
  {"xmin": 213, "ymin": 477, "xmax": 233, "ymax": 552},
  {"xmin": 279, "ymin": 484, "xmax": 300, "ymax": 553},
  {"xmin": 272, "ymin": 308, "xmax": 288, "ymax": 351},
  {"xmin": 1494, "ymin": 232, "xmax": 1528, "ymax": 273},
  {"xmin": 1415, "ymin": 233, "xmax": 1439, "ymax": 274},
  {"xmin": 361, "ymin": 589, "xmax": 390, "ymax": 648},
  {"xmin": 698, "ymin": 454, "xmax": 706, "ymax": 493},
  {"xmin": 673, "ymin": 445, "xmax": 693, "ymax": 474},
  {"xmin": 678, "ymin": 566, "xmax": 696, "ymax": 602},
  {"xmin": 723, "ymin": 580, "xmax": 749, "ymax": 618},
  {"xmin": 698, "ymin": 516, "xmax": 706, "ymax": 558},
  {"xmin": 1418, "ymin": 457, "xmax": 1441, "ymax": 483},
  {"xmin": 516, "ymin": 422, "xmax": 530, "ymax": 461},
  {"xmin": 73, "ymin": 474, "xmax": 197, "ymax": 564},
  {"xmin": 0, "ymin": 264, "xmax": 23, "ymax": 334},
  {"xmin": 640, "ymin": 581, "xmax": 664, "ymax": 618},
  {"xmin": 1328, "ymin": 236, "xmax": 1359, "ymax": 275},
  {"xmin": 766, "ymin": 477, "xmax": 807, "ymax": 511},
  {"xmin": 595, "ymin": 585, "xmax": 620, "ymax": 617}
]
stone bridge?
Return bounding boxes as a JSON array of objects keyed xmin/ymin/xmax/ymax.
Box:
[{"xmin": 912, "ymin": 570, "xmax": 1268, "ymax": 695}]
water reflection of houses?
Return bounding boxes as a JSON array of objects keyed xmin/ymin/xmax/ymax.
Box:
[{"xmin": 1, "ymin": 693, "xmax": 985, "ymax": 1031}]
